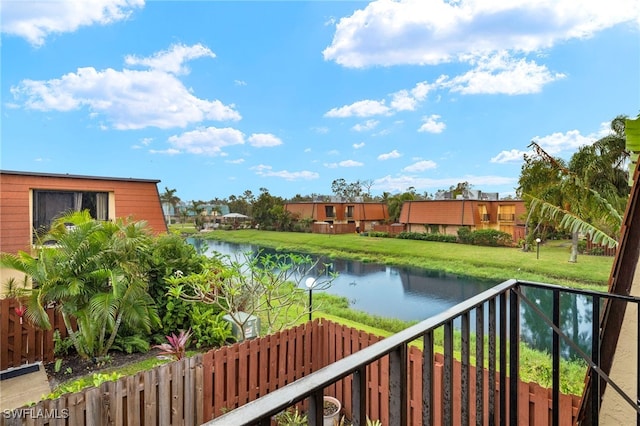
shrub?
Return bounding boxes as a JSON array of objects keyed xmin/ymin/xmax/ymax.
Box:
[
  {"xmin": 189, "ymin": 307, "xmax": 234, "ymax": 349},
  {"xmin": 457, "ymin": 226, "xmax": 472, "ymax": 244},
  {"xmin": 154, "ymin": 329, "xmax": 192, "ymax": 361},
  {"xmin": 469, "ymin": 229, "xmax": 512, "ymax": 247},
  {"xmin": 366, "ymin": 231, "xmax": 389, "ymax": 238},
  {"xmin": 577, "ymin": 240, "xmax": 587, "ymax": 254},
  {"xmin": 396, "ymin": 232, "xmax": 457, "ymax": 243}
]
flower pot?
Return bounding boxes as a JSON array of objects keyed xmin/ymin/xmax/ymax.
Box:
[{"xmin": 323, "ymin": 396, "xmax": 341, "ymax": 426}]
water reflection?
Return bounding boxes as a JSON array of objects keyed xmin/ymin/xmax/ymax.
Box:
[{"xmin": 191, "ymin": 238, "xmax": 592, "ymax": 359}]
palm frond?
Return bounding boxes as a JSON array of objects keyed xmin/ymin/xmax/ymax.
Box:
[{"xmin": 528, "ymin": 195, "xmax": 618, "ymax": 248}]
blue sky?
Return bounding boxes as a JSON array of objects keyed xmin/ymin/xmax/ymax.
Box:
[{"xmin": 2, "ymin": 1, "xmax": 639, "ymax": 201}]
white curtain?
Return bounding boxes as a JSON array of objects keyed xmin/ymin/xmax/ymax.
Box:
[
  {"xmin": 96, "ymin": 193, "xmax": 108, "ymax": 221},
  {"xmin": 73, "ymin": 192, "xmax": 83, "ymax": 211}
]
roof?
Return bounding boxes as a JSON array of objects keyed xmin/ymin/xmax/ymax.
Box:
[{"xmin": 0, "ymin": 170, "xmax": 161, "ymax": 184}]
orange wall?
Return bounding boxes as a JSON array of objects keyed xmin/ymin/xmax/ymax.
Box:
[
  {"xmin": 284, "ymin": 202, "xmax": 388, "ymax": 223},
  {"xmin": 0, "ymin": 172, "xmax": 167, "ymax": 254}
]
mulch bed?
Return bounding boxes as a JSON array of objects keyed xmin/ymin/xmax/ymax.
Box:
[{"xmin": 44, "ymin": 348, "xmax": 163, "ymax": 390}]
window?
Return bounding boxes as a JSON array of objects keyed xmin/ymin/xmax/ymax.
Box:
[
  {"xmin": 346, "ymin": 205, "xmax": 354, "ymax": 218},
  {"xmin": 324, "ymin": 205, "xmax": 335, "ymax": 218},
  {"xmin": 498, "ymin": 204, "xmax": 515, "ymax": 222},
  {"xmin": 478, "ymin": 205, "xmax": 490, "ymax": 222},
  {"xmin": 33, "ymin": 190, "xmax": 109, "ymax": 241}
]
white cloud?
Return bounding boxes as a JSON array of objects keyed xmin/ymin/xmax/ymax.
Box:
[
  {"xmin": 225, "ymin": 158, "xmax": 245, "ymax": 164},
  {"xmin": 403, "ymin": 160, "xmax": 437, "ymax": 172},
  {"xmin": 327, "ymin": 81, "xmax": 433, "ymax": 120},
  {"xmin": 149, "ymin": 148, "xmax": 181, "ymax": 155},
  {"xmin": 353, "ymin": 142, "xmax": 366, "ymax": 149},
  {"xmin": 10, "ymin": 44, "xmax": 241, "ymax": 129},
  {"xmin": 491, "ymin": 149, "xmax": 529, "ymax": 163},
  {"xmin": 352, "ymin": 119, "xmax": 379, "ymax": 132},
  {"xmin": 252, "ymin": 165, "xmax": 319, "ymax": 181},
  {"xmin": 323, "ymin": 0, "xmax": 639, "ymax": 68},
  {"xmin": 390, "ymin": 90, "xmax": 417, "ymax": 111},
  {"xmin": 445, "ymin": 53, "xmax": 565, "ymax": 95},
  {"xmin": 532, "ymin": 129, "xmax": 594, "ymax": 154},
  {"xmin": 492, "ymin": 122, "xmax": 611, "ymax": 163},
  {"xmin": 378, "ymin": 150, "xmax": 402, "ymax": 161},
  {"xmin": 374, "ymin": 174, "xmax": 517, "ymax": 193},
  {"xmin": 1, "ymin": 0, "xmax": 144, "ymax": 47},
  {"xmin": 325, "ymin": 99, "xmax": 390, "ymax": 118},
  {"xmin": 125, "ymin": 43, "xmax": 215, "ymax": 75},
  {"xmin": 248, "ymin": 133, "xmax": 283, "ymax": 147},
  {"xmin": 340, "ymin": 160, "xmax": 364, "ymax": 167},
  {"xmin": 312, "ymin": 126, "xmax": 329, "ymax": 134},
  {"xmin": 324, "ymin": 160, "xmax": 364, "ymax": 168},
  {"xmin": 234, "ymin": 80, "xmax": 247, "ymax": 86},
  {"xmin": 167, "ymin": 127, "xmax": 244, "ymax": 156},
  {"xmin": 418, "ymin": 115, "xmax": 446, "ymax": 134}
]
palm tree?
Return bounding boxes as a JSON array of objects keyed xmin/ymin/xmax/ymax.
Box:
[
  {"xmin": 0, "ymin": 211, "xmax": 159, "ymax": 358},
  {"xmin": 160, "ymin": 187, "xmax": 180, "ymax": 224},
  {"xmin": 519, "ymin": 116, "xmax": 629, "ymax": 262}
]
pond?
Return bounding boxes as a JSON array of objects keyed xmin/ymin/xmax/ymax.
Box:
[{"xmin": 189, "ymin": 238, "xmax": 594, "ymax": 360}]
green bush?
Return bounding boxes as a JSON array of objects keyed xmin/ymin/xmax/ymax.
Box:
[
  {"xmin": 366, "ymin": 231, "xmax": 389, "ymax": 238},
  {"xmin": 588, "ymin": 247, "xmax": 605, "ymax": 256},
  {"xmin": 457, "ymin": 226, "xmax": 472, "ymax": 244},
  {"xmin": 396, "ymin": 232, "xmax": 457, "ymax": 243},
  {"xmin": 469, "ymin": 229, "xmax": 512, "ymax": 247},
  {"xmin": 189, "ymin": 307, "xmax": 234, "ymax": 349},
  {"xmin": 577, "ymin": 240, "xmax": 587, "ymax": 253}
]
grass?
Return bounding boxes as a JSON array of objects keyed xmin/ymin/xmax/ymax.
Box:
[
  {"xmin": 50, "ymin": 229, "xmax": 604, "ymax": 398},
  {"xmin": 200, "ymin": 230, "xmax": 612, "ymax": 289}
]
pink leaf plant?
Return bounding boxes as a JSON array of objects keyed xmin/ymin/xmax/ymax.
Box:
[{"xmin": 154, "ymin": 329, "xmax": 192, "ymax": 361}]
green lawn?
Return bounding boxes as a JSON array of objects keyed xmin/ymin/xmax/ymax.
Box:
[{"xmin": 200, "ymin": 230, "xmax": 613, "ymax": 289}]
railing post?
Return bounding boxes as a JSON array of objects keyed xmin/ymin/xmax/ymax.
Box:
[
  {"xmin": 476, "ymin": 304, "xmax": 485, "ymax": 426},
  {"xmin": 308, "ymin": 389, "xmax": 324, "ymax": 426},
  {"xmin": 489, "ymin": 298, "xmax": 497, "ymax": 426},
  {"xmin": 590, "ymin": 295, "xmax": 600, "ymax": 425},
  {"xmin": 389, "ymin": 344, "xmax": 408, "ymax": 426},
  {"xmin": 423, "ymin": 330, "xmax": 435, "ymax": 426},
  {"xmin": 444, "ymin": 321, "xmax": 454, "ymax": 426},
  {"xmin": 462, "ymin": 311, "xmax": 470, "ymax": 426},
  {"xmin": 352, "ymin": 366, "xmax": 367, "ymax": 426},
  {"xmin": 552, "ymin": 289, "xmax": 560, "ymax": 426},
  {"xmin": 509, "ymin": 287, "xmax": 519, "ymax": 426},
  {"xmin": 500, "ymin": 292, "xmax": 507, "ymax": 424}
]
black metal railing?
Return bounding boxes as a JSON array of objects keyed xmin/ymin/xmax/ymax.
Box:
[
  {"xmin": 202, "ymin": 280, "xmax": 640, "ymax": 426},
  {"xmin": 498, "ymin": 214, "xmax": 515, "ymax": 221}
]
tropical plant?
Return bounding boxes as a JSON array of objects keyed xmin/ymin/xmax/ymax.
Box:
[
  {"xmin": 274, "ymin": 407, "xmax": 308, "ymax": 426},
  {"xmin": 167, "ymin": 251, "xmax": 337, "ymax": 340},
  {"xmin": 518, "ymin": 116, "xmax": 630, "ymax": 262},
  {"xmin": 0, "ymin": 211, "xmax": 160, "ymax": 359},
  {"xmin": 154, "ymin": 329, "xmax": 192, "ymax": 361},
  {"xmin": 189, "ymin": 306, "xmax": 233, "ymax": 348}
]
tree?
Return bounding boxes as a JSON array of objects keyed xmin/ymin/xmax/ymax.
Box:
[
  {"xmin": 160, "ymin": 187, "xmax": 180, "ymax": 225},
  {"xmin": 166, "ymin": 252, "xmax": 336, "ymax": 339},
  {"xmin": 252, "ymin": 188, "xmax": 285, "ymax": 229},
  {"xmin": 331, "ymin": 179, "xmax": 362, "ymax": 201},
  {"xmin": 360, "ymin": 179, "xmax": 375, "ymax": 200},
  {"xmin": 518, "ymin": 116, "xmax": 630, "ymax": 262},
  {"xmin": 1, "ymin": 211, "xmax": 160, "ymax": 358},
  {"xmin": 387, "ymin": 190, "xmax": 417, "ymax": 223}
]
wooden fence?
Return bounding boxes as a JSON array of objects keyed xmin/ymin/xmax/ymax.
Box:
[
  {"xmin": 2, "ymin": 320, "xmax": 580, "ymax": 425},
  {"xmin": 1, "ymin": 355, "xmax": 202, "ymax": 426},
  {"xmin": 0, "ymin": 298, "xmax": 71, "ymax": 371},
  {"xmin": 201, "ymin": 320, "xmax": 580, "ymax": 425}
]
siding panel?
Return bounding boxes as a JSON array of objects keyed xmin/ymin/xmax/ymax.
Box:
[{"xmin": 0, "ymin": 171, "xmax": 167, "ymax": 255}]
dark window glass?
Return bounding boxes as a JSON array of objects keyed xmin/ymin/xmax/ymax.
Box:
[{"xmin": 33, "ymin": 190, "xmax": 109, "ymax": 242}]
